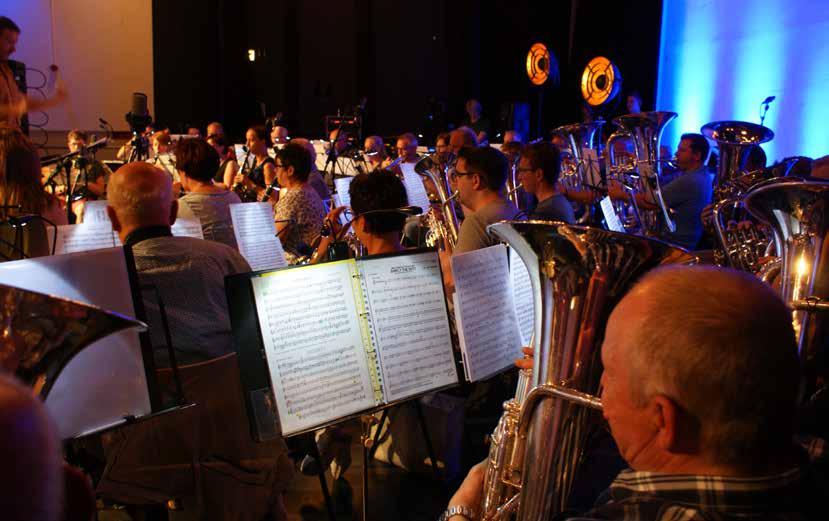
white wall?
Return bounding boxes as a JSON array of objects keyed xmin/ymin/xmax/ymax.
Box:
[{"xmin": 1, "ymin": 0, "xmax": 154, "ymax": 132}]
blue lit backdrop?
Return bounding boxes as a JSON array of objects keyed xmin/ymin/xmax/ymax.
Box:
[{"xmin": 657, "ymin": 0, "xmax": 829, "ymax": 162}]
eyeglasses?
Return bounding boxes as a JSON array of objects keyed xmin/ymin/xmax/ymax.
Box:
[{"xmin": 450, "ymin": 169, "xmax": 478, "ymax": 179}]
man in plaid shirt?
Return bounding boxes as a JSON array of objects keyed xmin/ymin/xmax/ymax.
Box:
[{"xmin": 444, "ymin": 266, "xmax": 826, "ymax": 520}]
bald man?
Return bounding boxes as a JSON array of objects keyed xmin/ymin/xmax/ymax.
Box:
[
  {"xmin": 446, "ymin": 265, "xmax": 826, "ymax": 520},
  {"xmin": 363, "ymin": 135, "xmax": 387, "ymax": 172},
  {"xmin": 396, "ymin": 132, "xmax": 419, "ymax": 164},
  {"xmin": 107, "ymin": 162, "xmax": 250, "ymax": 367}
]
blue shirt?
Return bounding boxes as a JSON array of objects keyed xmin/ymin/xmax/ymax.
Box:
[
  {"xmin": 659, "ymin": 167, "xmax": 712, "ymax": 250},
  {"xmin": 530, "ymin": 193, "xmax": 575, "ymax": 224}
]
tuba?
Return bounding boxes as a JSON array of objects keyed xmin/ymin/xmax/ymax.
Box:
[
  {"xmin": 605, "ymin": 111, "xmax": 677, "ymax": 235},
  {"xmin": 551, "ymin": 121, "xmax": 605, "ymax": 193},
  {"xmin": 744, "ymin": 179, "xmax": 829, "ymax": 392},
  {"xmin": 482, "ymin": 222, "xmax": 696, "ymax": 520},
  {"xmin": 702, "ymin": 121, "xmax": 775, "ymax": 271},
  {"xmin": 415, "ymin": 154, "xmax": 460, "ymax": 250}
]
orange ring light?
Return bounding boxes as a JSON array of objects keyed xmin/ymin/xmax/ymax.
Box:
[
  {"xmin": 580, "ymin": 56, "xmax": 622, "ymax": 106},
  {"xmin": 526, "ymin": 43, "xmax": 551, "ymax": 86}
]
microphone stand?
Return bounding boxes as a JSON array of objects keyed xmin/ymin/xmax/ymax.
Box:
[{"xmin": 760, "ymin": 97, "xmax": 775, "ymax": 127}]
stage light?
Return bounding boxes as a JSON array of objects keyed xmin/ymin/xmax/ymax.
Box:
[
  {"xmin": 580, "ymin": 56, "xmax": 621, "ymax": 106},
  {"xmin": 248, "ymin": 49, "xmax": 256, "ymax": 62},
  {"xmin": 526, "ymin": 43, "xmax": 551, "ymax": 86}
]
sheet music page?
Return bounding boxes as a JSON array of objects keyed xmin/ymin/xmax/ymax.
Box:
[
  {"xmin": 80, "ymin": 200, "xmax": 110, "ymax": 224},
  {"xmin": 399, "ymin": 163, "xmax": 432, "ymax": 212},
  {"xmin": 580, "ymin": 147, "xmax": 602, "ymax": 188},
  {"xmin": 509, "ymin": 247, "xmax": 534, "ymax": 346},
  {"xmin": 251, "ymin": 260, "xmax": 376, "ymax": 435},
  {"xmin": 334, "ymin": 177, "xmax": 353, "ymax": 208},
  {"xmin": 600, "ymin": 196, "xmax": 625, "ymax": 233},
  {"xmin": 359, "ymin": 251, "xmax": 458, "ymax": 403},
  {"xmin": 230, "ymin": 202, "xmax": 288, "ymax": 271},
  {"xmin": 451, "ymin": 244, "xmax": 524, "ymax": 381},
  {"xmin": 50, "ymin": 223, "xmax": 119, "ymax": 255},
  {"xmin": 171, "ymin": 218, "xmax": 204, "ymax": 239}
]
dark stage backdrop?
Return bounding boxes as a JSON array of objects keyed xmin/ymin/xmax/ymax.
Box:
[{"xmin": 153, "ymin": 0, "xmax": 662, "ymax": 143}]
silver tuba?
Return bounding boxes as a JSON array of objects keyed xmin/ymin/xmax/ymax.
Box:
[
  {"xmin": 415, "ymin": 154, "xmax": 460, "ymax": 250},
  {"xmin": 702, "ymin": 120, "xmax": 775, "ymax": 271},
  {"xmin": 605, "ymin": 111, "xmax": 677, "ymax": 235},
  {"xmin": 482, "ymin": 222, "xmax": 696, "ymax": 520},
  {"xmin": 744, "ymin": 179, "xmax": 829, "ymax": 390},
  {"xmin": 552, "ymin": 120, "xmax": 605, "ymax": 193}
]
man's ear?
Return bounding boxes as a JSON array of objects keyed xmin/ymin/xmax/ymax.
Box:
[
  {"xmin": 106, "ymin": 206, "xmax": 121, "ymax": 232},
  {"xmin": 472, "ymin": 173, "xmax": 484, "ymax": 191},
  {"xmin": 651, "ymin": 394, "xmax": 681, "ymax": 453},
  {"xmin": 169, "ymin": 199, "xmax": 178, "ymax": 225}
]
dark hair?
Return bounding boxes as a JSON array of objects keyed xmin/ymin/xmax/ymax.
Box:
[
  {"xmin": 740, "ymin": 145, "xmax": 767, "ymax": 172},
  {"xmin": 436, "ymin": 132, "xmax": 450, "ymax": 146},
  {"xmin": 248, "ymin": 125, "xmax": 272, "ymax": 147},
  {"xmin": 349, "ymin": 169, "xmax": 408, "ymax": 234},
  {"xmin": 175, "ymin": 138, "xmax": 220, "ymax": 183},
  {"xmin": 276, "ymin": 142, "xmax": 311, "ymax": 183},
  {"xmin": 457, "ymin": 146, "xmax": 508, "ymax": 191},
  {"xmin": 0, "ymin": 17, "xmax": 20, "ymax": 34},
  {"xmin": 680, "ymin": 133, "xmax": 710, "ymax": 162},
  {"xmin": 521, "ymin": 142, "xmax": 561, "ymax": 186}
]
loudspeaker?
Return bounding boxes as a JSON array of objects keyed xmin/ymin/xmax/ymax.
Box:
[{"xmin": 7, "ymin": 60, "xmax": 28, "ymax": 135}]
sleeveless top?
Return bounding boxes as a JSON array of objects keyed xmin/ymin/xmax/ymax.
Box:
[{"xmin": 248, "ymin": 157, "xmax": 274, "ymax": 188}]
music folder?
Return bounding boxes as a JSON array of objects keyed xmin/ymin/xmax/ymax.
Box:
[{"xmin": 226, "ymin": 248, "xmax": 458, "ymax": 439}]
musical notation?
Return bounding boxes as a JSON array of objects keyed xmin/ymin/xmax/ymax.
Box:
[
  {"xmin": 399, "ymin": 162, "xmax": 432, "ymax": 212},
  {"xmin": 230, "ymin": 202, "xmax": 288, "ymax": 271},
  {"xmin": 509, "ymin": 247, "xmax": 534, "ymax": 346},
  {"xmin": 170, "ymin": 218, "xmax": 204, "ymax": 240},
  {"xmin": 251, "ymin": 261, "xmax": 375, "ymax": 434},
  {"xmin": 359, "ymin": 252, "xmax": 457, "ymax": 402},
  {"xmin": 50, "ymin": 223, "xmax": 119, "ymax": 255},
  {"xmin": 452, "ymin": 244, "xmax": 524, "ymax": 381}
]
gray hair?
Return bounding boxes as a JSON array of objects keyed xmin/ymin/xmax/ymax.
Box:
[
  {"xmin": 625, "ymin": 265, "xmax": 798, "ymax": 467},
  {"xmin": 107, "ymin": 163, "xmax": 173, "ymax": 225}
]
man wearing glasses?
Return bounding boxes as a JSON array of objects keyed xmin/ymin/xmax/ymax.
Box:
[
  {"xmin": 452, "ymin": 146, "xmax": 520, "ymax": 253},
  {"xmin": 518, "ymin": 141, "xmax": 575, "ymax": 223}
]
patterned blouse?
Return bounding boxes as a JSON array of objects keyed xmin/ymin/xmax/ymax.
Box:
[{"xmin": 273, "ymin": 184, "xmax": 325, "ymax": 261}]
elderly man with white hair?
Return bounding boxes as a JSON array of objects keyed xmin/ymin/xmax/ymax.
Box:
[
  {"xmin": 444, "ymin": 265, "xmax": 826, "ymax": 521},
  {"xmin": 106, "ymin": 161, "xmax": 250, "ymax": 367}
]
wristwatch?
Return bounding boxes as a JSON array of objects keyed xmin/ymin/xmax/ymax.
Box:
[{"xmin": 439, "ymin": 505, "xmax": 476, "ymax": 521}]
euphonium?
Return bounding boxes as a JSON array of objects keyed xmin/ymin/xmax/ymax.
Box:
[
  {"xmin": 702, "ymin": 120, "xmax": 775, "ymax": 270},
  {"xmin": 482, "ymin": 222, "xmax": 696, "ymax": 520},
  {"xmin": 415, "ymin": 154, "xmax": 460, "ymax": 249},
  {"xmin": 744, "ymin": 179, "xmax": 829, "ymax": 392},
  {"xmin": 605, "ymin": 111, "xmax": 677, "ymax": 235}
]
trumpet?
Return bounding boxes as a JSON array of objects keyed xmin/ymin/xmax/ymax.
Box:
[{"xmin": 415, "ymin": 154, "xmax": 460, "ymax": 250}]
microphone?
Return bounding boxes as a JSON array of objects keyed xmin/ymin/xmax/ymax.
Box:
[{"xmin": 762, "ymin": 96, "xmax": 776, "ymax": 105}]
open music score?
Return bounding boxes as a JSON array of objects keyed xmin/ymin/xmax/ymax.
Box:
[
  {"xmin": 399, "ymin": 162, "xmax": 432, "ymax": 212},
  {"xmin": 229, "ymin": 202, "xmax": 288, "ymax": 271},
  {"xmin": 248, "ymin": 250, "xmax": 457, "ymax": 435},
  {"xmin": 451, "ymin": 244, "xmax": 525, "ymax": 381},
  {"xmin": 49, "ymin": 218, "xmax": 205, "ymax": 255}
]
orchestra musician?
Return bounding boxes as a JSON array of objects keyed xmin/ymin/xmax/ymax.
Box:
[
  {"xmin": 444, "ymin": 265, "xmax": 826, "ymax": 521},
  {"xmin": 518, "ymin": 141, "xmax": 575, "ymax": 223},
  {"xmin": 233, "ymin": 125, "xmax": 275, "ymax": 202},
  {"xmin": 207, "ymin": 133, "xmax": 238, "ymax": 189},
  {"xmin": 147, "ymin": 130, "xmax": 180, "ymax": 189},
  {"xmin": 363, "ymin": 135, "xmax": 388, "ymax": 173}
]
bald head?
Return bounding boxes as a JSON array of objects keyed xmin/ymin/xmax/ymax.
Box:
[
  {"xmin": 0, "ymin": 374, "xmax": 62, "ymax": 520},
  {"xmin": 107, "ymin": 162, "xmax": 176, "ymax": 239},
  {"xmin": 450, "ymin": 127, "xmax": 478, "ymax": 154},
  {"xmin": 609, "ymin": 265, "xmax": 798, "ymax": 466}
]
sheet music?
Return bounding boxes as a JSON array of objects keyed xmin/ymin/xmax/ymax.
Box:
[
  {"xmin": 399, "ymin": 162, "xmax": 432, "ymax": 211},
  {"xmin": 509, "ymin": 247, "xmax": 534, "ymax": 346},
  {"xmin": 451, "ymin": 244, "xmax": 523, "ymax": 381},
  {"xmin": 359, "ymin": 251, "xmax": 458, "ymax": 403},
  {"xmin": 334, "ymin": 177, "xmax": 353, "ymax": 208},
  {"xmin": 80, "ymin": 200, "xmax": 110, "ymax": 224},
  {"xmin": 50, "ymin": 223, "xmax": 119, "ymax": 255},
  {"xmin": 171, "ymin": 218, "xmax": 204, "ymax": 239},
  {"xmin": 600, "ymin": 196, "xmax": 625, "ymax": 232},
  {"xmin": 230, "ymin": 202, "xmax": 288, "ymax": 271},
  {"xmin": 580, "ymin": 147, "xmax": 602, "ymax": 188},
  {"xmin": 251, "ymin": 261, "xmax": 376, "ymax": 434}
]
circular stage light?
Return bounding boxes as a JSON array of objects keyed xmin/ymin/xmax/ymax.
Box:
[
  {"xmin": 581, "ymin": 56, "xmax": 622, "ymax": 106},
  {"xmin": 527, "ymin": 43, "xmax": 551, "ymax": 86}
]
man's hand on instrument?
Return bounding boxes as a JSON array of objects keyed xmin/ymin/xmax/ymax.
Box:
[
  {"xmin": 446, "ymin": 460, "xmax": 486, "ymax": 519},
  {"xmin": 515, "ymin": 346, "xmax": 534, "ymax": 370}
]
